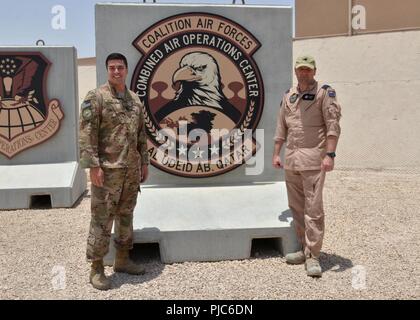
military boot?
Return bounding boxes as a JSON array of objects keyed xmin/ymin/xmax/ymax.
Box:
[
  {"xmin": 305, "ymin": 257, "xmax": 322, "ymax": 277},
  {"xmin": 285, "ymin": 251, "xmax": 306, "ymax": 264},
  {"xmin": 113, "ymin": 249, "xmax": 145, "ymax": 275},
  {"xmin": 90, "ymin": 260, "xmax": 111, "ymax": 290}
]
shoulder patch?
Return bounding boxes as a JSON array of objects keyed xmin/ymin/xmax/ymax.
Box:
[
  {"xmin": 322, "ymin": 84, "xmax": 331, "ymax": 90},
  {"xmin": 289, "ymin": 93, "xmax": 298, "ymax": 103},
  {"xmin": 328, "ymin": 90, "xmax": 336, "ymax": 98},
  {"xmin": 82, "ymin": 108, "xmax": 93, "ymax": 120}
]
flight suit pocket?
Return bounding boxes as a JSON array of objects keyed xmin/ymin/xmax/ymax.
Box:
[{"xmin": 301, "ymin": 100, "xmax": 323, "ymax": 127}]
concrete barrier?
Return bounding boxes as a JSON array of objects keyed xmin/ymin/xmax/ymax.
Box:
[
  {"xmin": 96, "ymin": 4, "xmax": 297, "ymax": 264},
  {"xmin": 0, "ymin": 47, "xmax": 86, "ymax": 209}
]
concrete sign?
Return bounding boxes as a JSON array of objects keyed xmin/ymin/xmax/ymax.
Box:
[
  {"xmin": 96, "ymin": 3, "xmax": 292, "ymax": 186},
  {"xmin": 0, "ymin": 52, "xmax": 64, "ymax": 158},
  {"xmin": 96, "ymin": 4, "xmax": 298, "ymax": 263},
  {"xmin": 0, "ymin": 47, "xmax": 86, "ymax": 209},
  {"xmin": 131, "ymin": 12, "xmax": 264, "ymax": 178}
]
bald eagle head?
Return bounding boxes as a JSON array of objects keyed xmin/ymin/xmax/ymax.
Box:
[{"xmin": 172, "ymin": 52, "xmax": 224, "ymax": 110}]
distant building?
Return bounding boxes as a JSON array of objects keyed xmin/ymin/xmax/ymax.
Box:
[{"xmin": 295, "ymin": 0, "xmax": 420, "ymax": 39}]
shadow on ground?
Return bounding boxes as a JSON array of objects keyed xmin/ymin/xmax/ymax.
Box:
[
  {"xmin": 108, "ymin": 243, "xmax": 165, "ymax": 289},
  {"xmin": 319, "ymin": 252, "xmax": 353, "ymax": 273}
]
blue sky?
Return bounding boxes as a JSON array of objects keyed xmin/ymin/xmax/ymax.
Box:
[{"xmin": 0, "ymin": 0, "xmax": 293, "ymax": 58}]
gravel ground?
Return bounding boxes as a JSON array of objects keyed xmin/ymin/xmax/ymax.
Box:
[{"xmin": 0, "ymin": 169, "xmax": 419, "ymax": 300}]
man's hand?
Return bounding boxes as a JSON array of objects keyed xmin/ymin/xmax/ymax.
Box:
[
  {"xmin": 272, "ymin": 155, "xmax": 283, "ymax": 169},
  {"xmin": 321, "ymin": 156, "xmax": 334, "ymax": 172},
  {"xmin": 140, "ymin": 164, "xmax": 149, "ymax": 183},
  {"xmin": 90, "ymin": 167, "xmax": 104, "ymax": 187}
]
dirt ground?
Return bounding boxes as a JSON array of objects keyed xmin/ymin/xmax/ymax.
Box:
[{"xmin": 0, "ymin": 169, "xmax": 419, "ymax": 300}]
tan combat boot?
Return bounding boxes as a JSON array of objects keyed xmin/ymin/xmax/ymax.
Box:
[
  {"xmin": 90, "ymin": 260, "xmax": 111, "ymax": 290},
  {"xmin": 285, "ymin": 251, "xmax": 306, "ymax": 264},
  {"xmin": 305, "ymin": 257, "xmax": 322, "ymax": 277},
  {"xmin": 113, "ymin": 249, "xmax": 146, "ymax": 275}
]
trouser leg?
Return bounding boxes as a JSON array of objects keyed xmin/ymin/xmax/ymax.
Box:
[
  {"xmin": 301, "ymin": 170, "xmax": 326, "ymax": 258},
  {"xmin": 285, "ymin": 170, "xmax": 306, "ymax": 249},
  {"xmin": 113, "ymin": 167, "xmax": 140, "ymax": 251},
  {"xmin": 86, "ymin": 169, "xmax": 124, "ymax": 262}
]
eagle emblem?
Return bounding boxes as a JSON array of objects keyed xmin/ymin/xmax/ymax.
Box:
[{"xmin": 131, "ymin": 13, "xmax": 264, "ymax": 177}]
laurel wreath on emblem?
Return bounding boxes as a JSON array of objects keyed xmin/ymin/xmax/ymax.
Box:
[
  {"xmin": 141, "ymin": 101, "xmax": 176, "ymax": 150},
  {"xmin": 141, "ymin": 100, "xmax": 255, "ymax": 151},
  {"xmin": 225, "ymin": 100, "xmax": 255, "ymax": 148}
]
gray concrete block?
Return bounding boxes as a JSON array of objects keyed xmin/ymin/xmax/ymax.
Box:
[
  {"xmin": 0, "ymin": 162, "xmax": 86, "ymax": 209},
  {"xmin": 0, "ymin": 47, "xmax": 87, "ymax": 209},
  {"xmin": 104, "ymin": 182, "xmax": 299, "ymax": 264},
  {"xmin": 0, "ymin": 47, "xmax": 80, "ymax": 165}
]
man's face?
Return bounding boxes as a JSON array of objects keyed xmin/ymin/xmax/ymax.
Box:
[
  {"xmin": 295, "ymin": 66, "xmax": 316, "ymax": 86},
  {"xmin": 107, "ymin": 59, "xmax": 128, "ymax": 87}
]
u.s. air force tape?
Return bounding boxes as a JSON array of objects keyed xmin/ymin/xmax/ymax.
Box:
[
  {"xmin": 81, "ymin": 101, "xmax": 91, "ymax": 109},
  {"xmin": 81, "ymin": 101, "xmax": 93, "ymax": 120}
]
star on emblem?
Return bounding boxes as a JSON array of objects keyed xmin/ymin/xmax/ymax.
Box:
[
  {"xmin": 210, "ymin": 144, "xmax": 219, "ymax": 155},
  {"xmin": 192, "ymin": 147, "xmax": 204, "ymax": 159},
  {"xmin": 177, "ymin": 144, "xmax": 187, "ymax": 156}
]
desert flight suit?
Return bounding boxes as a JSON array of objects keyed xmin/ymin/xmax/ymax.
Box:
[
  {"xmin": 79, "ymin": 82, "xmax": 149, "ymax": 262},
  {"xmin": 274, "ymin": 82, "xmax": 341, "ymax": 258}
]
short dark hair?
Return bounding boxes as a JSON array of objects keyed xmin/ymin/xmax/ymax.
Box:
[{"xmin": 105, "ymin": 53, "xmax": 128, "ymax": 69}]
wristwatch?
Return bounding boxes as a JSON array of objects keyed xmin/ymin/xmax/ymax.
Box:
[{"xmin": 326, "ymin": 152, "xmax": 336, "ymax": 159}]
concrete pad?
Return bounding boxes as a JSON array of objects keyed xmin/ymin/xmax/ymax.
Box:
[
  {"xmin": 104, "ymin": 182, "xmax": 299, "ymax": 264},
  {"xmin": 0, "ymin": 162, "xmax": 86, "ymax": 209}
]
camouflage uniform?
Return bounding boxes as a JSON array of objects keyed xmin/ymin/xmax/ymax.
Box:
[{"xmin": 79, "ymin": 82, "xmax": 149, "ymax": 262}]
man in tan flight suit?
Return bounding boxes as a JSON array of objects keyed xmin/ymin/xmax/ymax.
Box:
[
  {"xmin": 272, "ymin": 55, "xmax": 342, "ymax": 277},
  {"xmin": 79, "ymin": 53, "xmax": 149, "ymax": 290}
]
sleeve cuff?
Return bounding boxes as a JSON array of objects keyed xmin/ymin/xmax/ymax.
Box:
[
  {"xmin": 326, "ymin": 130, "xmax": 339, "ymax": 137},
  {"xmin": 79, "ymin": 156, "xmax": 100, "ymax": 168},
  {"xmin": 273, "ymin": 137, "xmax": 286, "ymax": 142}
]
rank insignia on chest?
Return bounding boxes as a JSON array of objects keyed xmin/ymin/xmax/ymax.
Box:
[
  {"xmin": 302, "ymin": 94, "xmax": 315, "ymax": 101},
  {"xmin": 289, "ymin": 93, "xmax": 298, "ymax": 103}
]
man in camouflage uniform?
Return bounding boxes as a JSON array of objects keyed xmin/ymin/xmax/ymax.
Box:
[
  {"xmin": 272, "ymin": 55, "xmax": 342, "ymax": 277},
  {"xmin": 79, "ymin": 53, "xmax": 149, "ymax": 290}
]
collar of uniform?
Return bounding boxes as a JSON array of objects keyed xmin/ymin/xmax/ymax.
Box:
[
  {"xmin": 296, "ymin": 81, "xmax": 318, "ymax": 94},
  {"xmin": 106, "ymin": 81, "xmax": 131, "ymax": 101}
]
